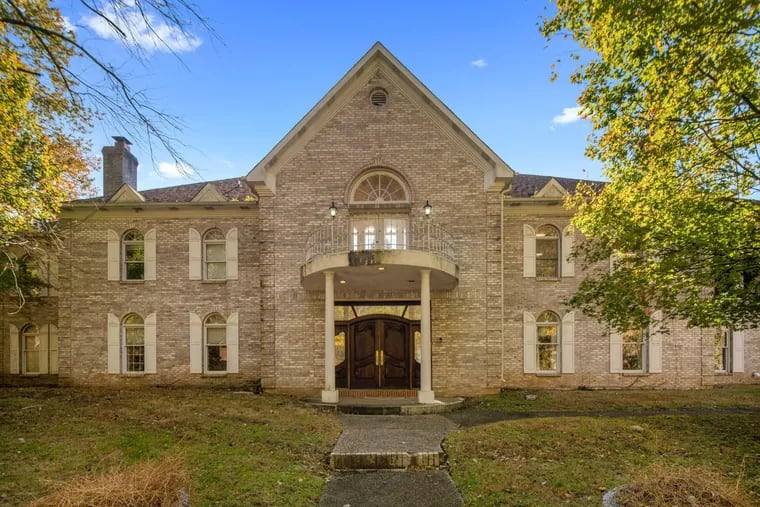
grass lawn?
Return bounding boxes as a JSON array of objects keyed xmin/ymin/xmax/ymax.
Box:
[
  {"xmin": 447, "ymin": 386, "xmax": 760, "ymax": 506},
  {"xmin": 473, "ymin": 384, "xmax": 760, "ymax": 413},
  {"xmin": 0, "ymin": 387, "xmax": 340, "ymax": 506}
]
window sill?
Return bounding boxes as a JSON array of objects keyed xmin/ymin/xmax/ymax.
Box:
[
  {"xmin": 714, "ymin": 371, "xmax": 733, "ymax": 376},
  {"xmin": 621, "ymin": 372, "xmax": 649, "ymax": 376},
  {"xmin": 119, "ymin": 280, "xmax": 145, "ymax": 284},
  {"xmin": 20, "ymin": 373, "xmax": 42, "ymax": 377},
  {"xmin": 535, "ymin": 277, "xmax": 561, "ymax": 282},
  {"xmin": 535, "ymin": 372, "xmax": 561, "ymax": 377},
  {"xmin": 201, "ymin": 372, "xmax": 228, "ymax": 377},
  {"xmin": 122, "ymin": 372, "xmax": 150, "ymax": 377},
  {"xmin": 201, "ymin": 279, "xmax": 228, "ymax": 284}
]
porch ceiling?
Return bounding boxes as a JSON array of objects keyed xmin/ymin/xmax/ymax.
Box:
[{"xmin": 301, "ymin": 250, "xmax": 458, "ymax": 291}]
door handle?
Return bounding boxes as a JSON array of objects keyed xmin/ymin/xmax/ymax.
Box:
[
  {"xmin": 375, "ymin": 350, "xmax": 379, "ymax": 366},
  {"xmin": 380, "ymin": 350, "xmax": 385, "ymax": 366}
]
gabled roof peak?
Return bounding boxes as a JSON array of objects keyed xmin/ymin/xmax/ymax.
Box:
[{"xmin": 247, "ymin": 42, "xmax": 514, "ymax": 195}]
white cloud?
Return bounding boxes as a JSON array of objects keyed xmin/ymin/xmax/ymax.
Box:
[
  {"xmin": 82, "ymin": 3, "xmax": 202, "ymax": 53},
  {"xmin": 552, "ymin": 106, "xmax": 583, "ymax": 125},
  {"xmin": 61, "ymin": 16, "xmax": 76, "ymax": 34},
  {"xmin": 470, "ymin": 58, "xmax": 487, "ymax": 68},
  {"xmin": 158, "ymin": 161, "xmax": 194, "ymax": 179}
]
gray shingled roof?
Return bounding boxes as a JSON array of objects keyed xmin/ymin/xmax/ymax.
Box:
[
  {"xmin": 75, "ymin": 177, "xmax": 255, "ymax": 203},
  {"xmin": 75, "ymin": 173, "xmax": 605, "ymax": 204},
  {"xmin": 508, "ymin": 174, "xmax": 606, "ymax": 198}
]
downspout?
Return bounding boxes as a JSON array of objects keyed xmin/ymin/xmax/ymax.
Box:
[{"xmin": 500, "ymin": 185, "xmax": 507, "ymax": 382}]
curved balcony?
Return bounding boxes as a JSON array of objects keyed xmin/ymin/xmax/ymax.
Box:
[
  {"xmin": 305, "ymin": 217, "xmax": 456, "ymax": 263},
  {"xmin": 302, "ymin": 217, "xmax": 458, "ymax": 291}
]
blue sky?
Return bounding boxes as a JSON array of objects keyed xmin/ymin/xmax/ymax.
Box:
[{"xmin": 57, "ymin": 0, "xmax": 600, "ymax": 192}]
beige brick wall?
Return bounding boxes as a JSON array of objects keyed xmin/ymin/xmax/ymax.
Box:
[
  {"xmin": 52, "ymin": 213, "xmax": 261, "ymax": 387},
  {"xmin": 265, "ymin": 69, "xmax": 493, "ymax": 392},
  {"xmin": 2, "ymin": 67, "xmax": 758, "ymax": 394}
]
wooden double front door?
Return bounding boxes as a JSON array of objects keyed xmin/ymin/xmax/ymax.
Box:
[{"xmin": 335, "ymin": 316, "xmax": 420, "ymax": 389}]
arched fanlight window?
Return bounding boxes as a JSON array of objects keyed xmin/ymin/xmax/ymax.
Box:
[
  {"xmin": 122, "ymin": 313, "xmax": 145, "ymax": 372},
  {"xmin": 204, "ymin": 313, "xmax": 227, "ymax": 372},
  {"xmin": 535, "ymin": 225, "xmax": 560, "ymax": 278},
  {"xmin": 350, "ymin": 170, "xmax": 410, "ymax": 205},
  {"xmin": 203, "ymin": 229, "xmax": 226, "ymax": 280},
  {"xmin": 122, "ymin": 230, "xmax": 144, "ymax": 280},
  {"xmin": 536, "ymin": 311, "xmax": 560, "ymax": 372}
]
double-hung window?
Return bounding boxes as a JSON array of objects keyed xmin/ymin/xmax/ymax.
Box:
[{"xmin": 122, "ymin": 230, "xmax": 145, "ymax": 280}]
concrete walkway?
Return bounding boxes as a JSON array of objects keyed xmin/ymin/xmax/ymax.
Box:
[{"xmin": 320, "ymin": 415, "xmax": 463, "ymax": 507}]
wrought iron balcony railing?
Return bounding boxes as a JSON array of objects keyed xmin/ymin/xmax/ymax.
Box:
[{"xmin": 304, "ymin": 217, "xmax": 456, "ymax": 263}]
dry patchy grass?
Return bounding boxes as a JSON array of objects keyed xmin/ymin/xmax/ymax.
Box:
[
  {"xmin": 29, "ymin": 455, "xmax": 189, "ymax": 507},
  {"xmin": 446, "ymin": 413, "xmax": 759, "ymax": 506},
  {"xmin": 0, "ymin": 387, "xmax": 341, "ymax": 506}
]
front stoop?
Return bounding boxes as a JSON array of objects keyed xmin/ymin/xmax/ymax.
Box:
[
  {"xmin": 331, "ymin": 450, "xmax": 442, "ymax": 470},
  {"xmin": 306, "ymin": 396, "xmax": 464, "ymax": 415}
]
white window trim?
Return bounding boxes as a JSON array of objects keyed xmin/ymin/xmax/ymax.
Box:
[
  {"xmin": 203, "ymin": 229, "xmax": 227, "ymax": 280},
  {"xmin": 121, "ymin": 314, "xmax": 145, "ymax": 374},
  {"xmin": 535, "ymin": 312, "xmax": 561, "ymax": 373},
  {"xmin": 122, "ymin": 230, "xmax": 145, "ymax": 281},
  {"xmin": 203, "ymin": 314, "xmax": 228, "ymax": 374},
  {"xmin": 715, "ymin": 329, "xmax": 732, "ymax": 373},
  {"xmin": 524, "ymin": 223, "xmax": 575, "ymax": 278},
  {"xmin": 348, "ymin": 169, "xmax": 410, "ymax": 205}
]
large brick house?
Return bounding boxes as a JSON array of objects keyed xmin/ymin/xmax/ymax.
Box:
[{"xmin": 2, "ymin": 43, "xmax": 757, "ymax": 400}]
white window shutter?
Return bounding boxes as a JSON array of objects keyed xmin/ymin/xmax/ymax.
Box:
[
  {"xmin": 648, "ymin": 311, "xmax": 663, "ymax": 373},
  {"xmin": 226, "ymin": 227, "xmax": 238, "ymax": 280},
  {"xmin": 144, "ymin": 229, "xmax": 157, "ymax": 281},
  {"xmin": 561, "ymin": 225, "xmax": 575, "ymax": 277},
  {"xmin": 107, "ymin": 230, "xmax": 120, "ymax": 281},
  {"xmin": 189, "ymin": 229, "xmax": 201, "ymax": 280},
  {"xmin": 9, "ymin": 324, "xmax": 19, "ymax": 374},
  {"xmin": 144, "ymin": 312, "xmax": 157, "ymax": 373},
  {"xmin": 610, "ymin": 331, "xmax": 623, "ymax": 373},
  {"xmin": 523, "ymin": 311, "xmax": 536, "ymax": 373},
  {"xmin": 189, "ymin": 312, "xmax": 202, "ymax": 373},
  {"xmin": 561, "ymin": 311, "xmax": 575, "ymax": 373},
  {"xmin": 732, "ymin": 330, "xmax": 745, "ymax": 373},
  {"xmin": 38, "ymin": 324, "xmax": 50, "ymax": 374},
  {"xmin": 107, "ymin": 313, "xmax": 120, "ymax": 373},
  {"xmin": 523, "ymin": 225, "xmax": 536, "ymax": 278},
  {"xmin": 226, "ymin": 312, "xmax": 239, "ymax": 373},
  {"xmin": 49, "ymin": 325, "xmax": 59, "ymax": 374}
]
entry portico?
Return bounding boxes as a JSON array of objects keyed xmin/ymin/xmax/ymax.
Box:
[{"xmin": 305, "ymin": 213, "xmax": 459, "ymax": 403}]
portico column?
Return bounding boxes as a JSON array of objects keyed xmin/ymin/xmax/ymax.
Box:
[
  {"xmin": 418, "ymin": 269, "xmax": 435, "ymax": 403},
  {"xmin": 321, "ymin": 271, "xmax": 339, "ymax": 403}
]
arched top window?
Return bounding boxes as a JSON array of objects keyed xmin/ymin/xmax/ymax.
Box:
[
  {"xmin": 122, "ymin": 313, "xmax": 144, "ymax": 372},
  {"xmin": 535, "ymin": 225, "xmax": 560, "ymax": 278},
  {"xmin": 536, "ymin": 311, "xmax": 560, "ymax": 372},
  {"xmin": 203, "ymin": 229, "xmax": 226, "ymax": 280},
  {"xmin": 204, "ymin": 313, "xmax": 227, "ymax": 372},
  {"xmin": 122, "ymin": 229, "xmax": 144, "ymax": 280},
  {"xmin": 349, "ymin": 170, "xmax": 410, "ymax": 205},
  {"xmin": 21, "ymin": 324, "xmax": 40, "ymax": 374}
]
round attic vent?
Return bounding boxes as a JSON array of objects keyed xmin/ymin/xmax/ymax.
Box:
[{"xmin": 370, "ymin": 88, "xmax": 388, "ymax": 107}]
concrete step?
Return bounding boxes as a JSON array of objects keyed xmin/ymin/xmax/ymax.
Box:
[
  {"xmin": 331, "ymin": 449, "xmax": 444, "ymax": 470},
  {"xmin": 329, "ymin": 414, "xmax": 458, "ymax": 470}
]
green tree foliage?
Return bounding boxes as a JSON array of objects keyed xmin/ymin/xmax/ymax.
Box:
[{"xmin": 542, "ymin": 1, "xmax": 760, "ymax": 330}]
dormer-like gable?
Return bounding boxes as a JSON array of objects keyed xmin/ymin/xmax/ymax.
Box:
[
  {"xmin": 535, "ymin": 178, "xmax": 569, "ymax": 198},
  {"xmin": 191, "ymin": 183, "xmax": 226, "ymax": 203},
  {"xmin": 107, "ymin": 184, "xmax": 145, "ymax": 203}
]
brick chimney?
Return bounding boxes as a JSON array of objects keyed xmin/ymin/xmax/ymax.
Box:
[{"xmin": 102, "ymin": 136, "xmax": 138, "ymax": 197}]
